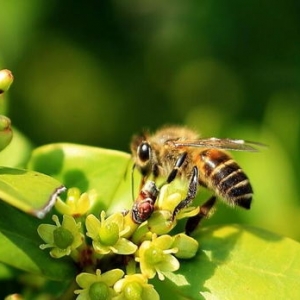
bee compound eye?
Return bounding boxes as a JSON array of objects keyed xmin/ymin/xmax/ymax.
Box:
[{"xmin": 137, "ymin": 142, "xmax": 151, "ymax": 162}]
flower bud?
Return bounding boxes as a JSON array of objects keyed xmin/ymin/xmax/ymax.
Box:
[
  {"xmin": 89, "ymin": 282, "xmax": 110, "ymax": 300},
  {"xmin": 98, "ymin": 222, "xmax": 119, "ymax": 246},
  {"xmin": 123, "ymin": 281, "xmax": 143, "ymax": 299},
  {"xmin": 0, "ymin": 69, "xmax": 14, "ymax": 94},
  {"xmin": 4, "ymin": 294, "xmax": 23, "ymax": 300},
  {"xmin": 156, "ymin": 184, "xmax": 183, "ymax": 212},
  {"xmin": 147, "ymin": 210, "xmax": 174, "ymax": 235},
  {"xmin": 0, "ymin": 116, "xmax": 12, "ymax": 151},
  {"xmin": 53, "ymin": 227, "xmax": 74, "ymax": 249},
  {"xmin": 114, "ymin": 274, "xmax": 159, "ymax": 300}
]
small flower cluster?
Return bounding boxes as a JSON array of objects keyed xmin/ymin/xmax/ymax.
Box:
[{"xmin": 38, "ymin": 184, "xmax": 200, "ymax": 299}]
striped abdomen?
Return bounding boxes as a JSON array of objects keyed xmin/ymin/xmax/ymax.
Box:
[{"xmin": 199, "ymin": 149, "xmax": 253, "ymax": 209}]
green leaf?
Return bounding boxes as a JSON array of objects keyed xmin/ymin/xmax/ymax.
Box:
[
  {"xmin": 27, "ymin": 143, "xmax": 133, "ymax": 214},
  {"xmin": 0, "ymin": 127, "xmax": 33, "ymax": 168},
  {"xmin": 0, "ymin": 167, "xmax": 65, "ymax": 218},
  {"xmin": 0, "ymin": 144, "xmax": 134, "ymax": 278},
  {"xmin": 0, "ymin": 200, "xmax": 76, "ymax": 280},
  {"xmin": 154, "ymin": 225, "xmax": 300, "ymax": 299}
]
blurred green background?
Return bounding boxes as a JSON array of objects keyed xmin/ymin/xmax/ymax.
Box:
[{"xmin": 1, "ymin": 1, "xmax": 300, "ymax": 241}]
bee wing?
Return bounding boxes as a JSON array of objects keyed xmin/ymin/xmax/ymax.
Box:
[{"xmin": 169, "ymin": 138, "xmax": 265, "ymax": 152}]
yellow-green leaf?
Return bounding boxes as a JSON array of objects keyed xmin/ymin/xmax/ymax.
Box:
[
  {"xmin": 0, "ymin": 167, "xmax": 65, "ymax": 218},
  {"xmin": 27, "ymin": 143, "xmax": 133, "ymax": 214},
  {"xmin": 154, "ymin": 225, "xmax": 300, "ymax": 299}
]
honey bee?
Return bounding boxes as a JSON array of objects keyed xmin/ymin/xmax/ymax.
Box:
[{"xmin": 131, "ymin": 126, "xmax": 262, "ymax": 226}]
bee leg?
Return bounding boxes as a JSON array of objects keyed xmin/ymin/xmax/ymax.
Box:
[
  {"xmin": 185, "ymin": 196, "xmax": 217, "ymax": 235},
  {"xmin": 172, "ymin": 166, "xmax": 199, "ymax": 220},
  {"xmin": 166, "ymin": 152, "xmax": 188, "ymax": 184}
]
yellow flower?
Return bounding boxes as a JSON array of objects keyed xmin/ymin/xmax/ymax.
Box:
[
  {"xmin": 156, "ymin": 181, "xmax": 199, "ymax": 221},
  {"xmin": 55, "ymin": 187, "xmax": 96, "ymax": 217},
  {"xmin": 114, "ymin": 274, "xmax": 159, "ymax": 300},
  {"xmin": 136, "ymin": 234, "xmax": 179, "ymax": 280},
  {"xmin": 75, "ymin": 269, "xmax": 124, "ymax": 300},
  {"xmin": 86, "ymin": 211, "xmax": 137, "ymax": 255},
  {"xmin": 38, "ymin": 215, "xmax": 83, "ymax": 258}
]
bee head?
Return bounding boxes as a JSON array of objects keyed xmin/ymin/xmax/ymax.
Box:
[
  {"xmin": 131, "ymin": 133, "xmax": 153, "ymax": 177},
  {"xmin": 135, "ymin": 141, "xmax": 152, "ymax": 176}
]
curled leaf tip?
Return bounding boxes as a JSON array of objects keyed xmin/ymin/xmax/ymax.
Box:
[{"xmin": 34, "ymin": 185, "xmax": 66, "ymax": 219}]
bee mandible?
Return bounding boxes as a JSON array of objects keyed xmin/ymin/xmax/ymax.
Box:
[{"xmin": 131, "ymin": 180, "xmax": 159, "ymax": 224}]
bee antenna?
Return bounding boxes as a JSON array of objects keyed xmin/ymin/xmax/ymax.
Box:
[{"xmin": 131, "ymin": 163, "xmax": 136, "ymax": 201}]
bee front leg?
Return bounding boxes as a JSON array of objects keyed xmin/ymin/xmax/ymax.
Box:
[
  {"xmin": 165, "ymin": 152, "xmax": 188, "ymax": 184},
  {"xmin": 172, "ymin": 166, "xmax": 199, "ymax": 220}
]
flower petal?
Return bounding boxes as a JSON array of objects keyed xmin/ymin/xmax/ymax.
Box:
[
  {"xmin": 92, "ymin": 241, "xmax": 111, "ymax": 254},
  {"xmin": 142, "ymin": 285, "xmax": 160, "ymax": 300},
  {"xmin": 55, "ymin": 197, "xmax": 72, "ymax": 215},
  {"xmin": 153, "ymin": 235, "xmax": 174, "ymax": 249},
  {"xmin": 112, "ymin": 238, "xmax": 138, "ymax": 255},
  {"xmin": 86, "ymin": 214, "xmax": 101, "ymax": 239},
  {"xmin": 100, "ymin": 269, "xmax": 124, "ymax": 286},
  {"xmin": 74, "ymin": 288, "xmax": 89, "ymax": 299},
  {"xmin": 62, "ymin": 214, "xmax": 78, "ymax": 232},
  {"xmin": 157, "ymin": 254, "xmax": 180, "ymax": 272},
  {"xmin": 50, "ymin": 247, "xmax": 70, "ymax": 258},
  {"xmin": 139, "ymin": 261, "xmax": 156, "ymax": 279},
  {"xmin": 76, "ymin": 272, "xmax": 98, "ymax": 288},
  {"xmin": 106, "ymin": 212, "xmax": 124, "ymax": 226},
  {"xmin": 37, "ymin": 224, "xmax": 56, "ymax": 244},
  {"xmin": 77, "ymin": 192, "xmax": 91, "ymax": 214}
]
